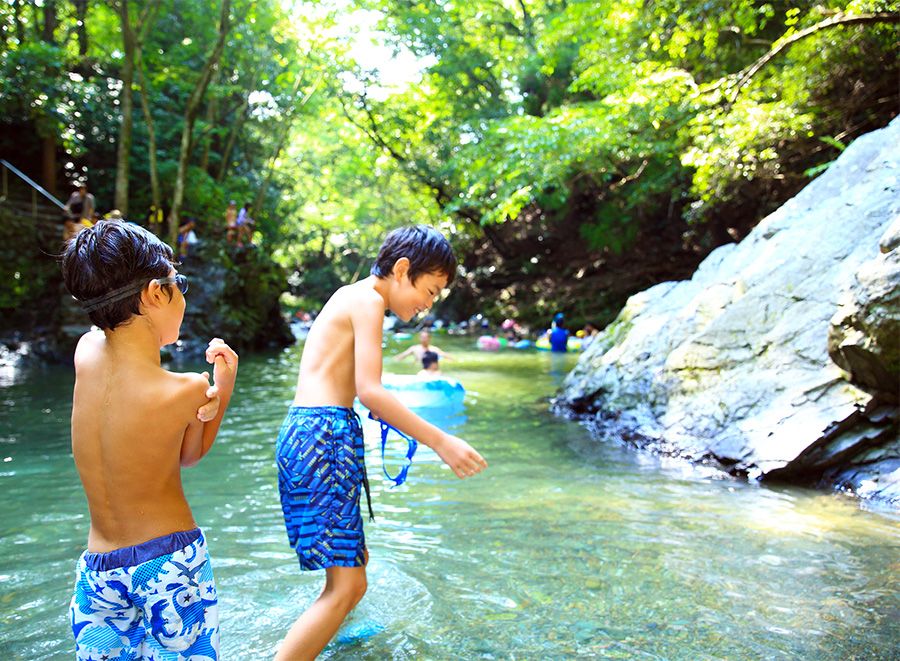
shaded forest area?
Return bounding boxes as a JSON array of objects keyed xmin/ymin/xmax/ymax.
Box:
[{"xmin": 1, "ymin": 1, "xmax": 897, "ymax": 344}]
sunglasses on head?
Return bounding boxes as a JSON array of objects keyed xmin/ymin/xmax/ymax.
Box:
[
  {"xmin": 79, "ymin": 273, "xmax": 189, "ymax": 312},
  {"xmin": 158, "ymin": 274, "xmax": 189, "ymax": 295}
]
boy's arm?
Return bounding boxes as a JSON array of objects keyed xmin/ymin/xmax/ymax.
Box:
[
  {"xmin": 180, "ymin": 339, "xmax": 238, "ymax": 467},
  {"xmin": 352, "ymin": 298, "xmax": 486, "ymax": 479}
]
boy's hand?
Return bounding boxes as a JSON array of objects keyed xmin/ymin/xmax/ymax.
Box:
[
  {"xmin": 434, "ymin": 433, "xmax": 488, "ymax": 479},
  {"xmin": 196, "ymin": 382, "xmax": 221, "ymax": 422},
  {"xmin": 206, "ymin": 338, "xmax": 238, "ymax": 389}
]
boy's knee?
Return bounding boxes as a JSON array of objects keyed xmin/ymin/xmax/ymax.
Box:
[
  {"xmin": 331, "ymin": 571, "xmax": 367, "ymax": 610},
  {"xmin": 345, "ymin": 572, "xmax": 367, "ymax": 606}
]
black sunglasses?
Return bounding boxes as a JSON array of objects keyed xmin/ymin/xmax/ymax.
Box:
[{"xmin": 158, "ymin": 274, "xmax": 189, "ymax": 295}]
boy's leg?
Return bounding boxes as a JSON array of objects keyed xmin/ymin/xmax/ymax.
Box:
[
  {"xmin": 276, "ymin": 408, "xmax": 370, "ymax": 658},
  {"xmin": 70, "ymin": 558, "xmax": 144, "ymax": 660},
  {"xmin": 136, "ymin": 532, "xmax": 219, "ymax": 659},
  {"xmin": 275, "ymin": 558, "xmax": 368, "ymax": 661}
]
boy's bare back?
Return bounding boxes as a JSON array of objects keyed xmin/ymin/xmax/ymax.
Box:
[
  {"xmin": 293, "ymin": 279, "xmax": 383, "ymax": 408},
  {"xmin": 72, "ymin": 331, "xmax": 210, "ymax": 553}
]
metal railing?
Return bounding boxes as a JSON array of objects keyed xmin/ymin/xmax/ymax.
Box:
[{"xmin": 0, "ymin": 159, "xmax": 65, "ymax": 217}]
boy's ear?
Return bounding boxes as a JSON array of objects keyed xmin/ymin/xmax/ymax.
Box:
[
  {"xmin": 141, "ymin": 278, "xmax": 166, "ymax": 309},
  {"xmin": 392, "ymin": 257, "xmax": 411, "ymax": 281}
]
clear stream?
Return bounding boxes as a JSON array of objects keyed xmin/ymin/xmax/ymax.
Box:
[{"xmin": 1, "ymin": 337, "xmax": 897, "ymax": 659}]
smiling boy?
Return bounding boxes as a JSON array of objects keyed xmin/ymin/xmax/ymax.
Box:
[{"xmin": 274, "ymin": 225, "xmax": 487, "ymax": 659}]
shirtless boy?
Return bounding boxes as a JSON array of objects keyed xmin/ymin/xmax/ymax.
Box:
[
  {"xmin": 62, "ymin": 221, "xmax": 238, "ymax": 659},
  {"xmin": 274, "ymin": 225, "xmax": 487, "ymax": 659}
]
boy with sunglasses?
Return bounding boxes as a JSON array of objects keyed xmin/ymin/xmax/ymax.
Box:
[
  {"xmin": 274, "ymin": 225, "xmax": 487, "ymax": 659},
  {"xmin": 61, "ymin": 220, "xmax": 238, "ymax": 659}
]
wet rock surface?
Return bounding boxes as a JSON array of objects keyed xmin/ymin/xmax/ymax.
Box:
[{"xmin": 554, "ymin": 117, "xmax": 900, "ymax": 507}]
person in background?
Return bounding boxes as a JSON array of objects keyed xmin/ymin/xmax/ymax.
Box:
[
  {"xmin": 581, "ymin": 322, "xmax": 600, "ymax": 350},
  {"xmin": 549, "ymin": 312, "xmax": 569, "ymax": 353},
  {"xmin": 417, "ymin": 350, "xmax": 442, "ymax": 378},
  {"xmin": 224, "ymin": 200, "xmax": 238, "ymax": 243},
  {"xmin": 65, "ymin": 183, "xmax": 96, "ymax": 224},
  {"xmin": 393, "ymin": 330, "xmax": 452, "ymax": 364},
  {"xmin": 235, "ymin": 202, "xmax": 254, "ymax": 246},
  {"xmin": 177, "ymin": 218, "xmax": 200, "ymax": 261},
  {"xmin": 62, "ymin": 183, "xmax": 96, "ymax": 240},
  {"xmin": 146, "ymin": 204, "xmax": 164, "ymax": 236}
]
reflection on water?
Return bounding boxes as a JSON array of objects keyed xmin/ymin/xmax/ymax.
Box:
[{"xmin": 0, "ymin": 338, "xmax": 898, "ymax": 659}]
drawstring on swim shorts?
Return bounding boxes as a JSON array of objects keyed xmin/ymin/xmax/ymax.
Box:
[
  {"xmin": 369, "ymin": 412, "xmax": 419, "ymax": 488},
  {"xmin": 361, "ymin": 465, "xmax": 375, "ymax": 522}
]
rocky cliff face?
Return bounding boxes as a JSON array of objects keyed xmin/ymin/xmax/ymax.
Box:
[{"xmin": 554, "ymin": 117, "xmax": 900, "ymax": 507}]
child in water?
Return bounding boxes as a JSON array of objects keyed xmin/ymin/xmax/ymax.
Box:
[
  {"xmin": 274, "ymin": 225, "xmax": 487, "ymax": 659},
  {"xmin": 393, "ymin": 329, "xmax": 452, "ymax": 363},
  {"xmin": 61, "ymin": 221, "xmax": 238, "ymax": 659},
  {"xmin": 417, "ymin": 350, "xmax": 442, "ymax": 378}
]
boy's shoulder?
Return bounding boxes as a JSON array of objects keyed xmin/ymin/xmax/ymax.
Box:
[
  {"xmin": 75, "ymin": 330, "xmax": 208, "ymax": 406},
  {"xmin": 328, "ymin": 280, "xmax": 385, "ymax": 314},
  {"xmin": 74, "ymin": 329, "xmax": 104, "ymax": 360}
]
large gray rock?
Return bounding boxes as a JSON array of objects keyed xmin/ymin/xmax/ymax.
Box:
[
  {"xmin": 827, "ymin": 215, "xmax": 900, "ymax": 401},
  {"xmin": 555, "ymin": 117, "xmax": 900, "ymax": 506}
]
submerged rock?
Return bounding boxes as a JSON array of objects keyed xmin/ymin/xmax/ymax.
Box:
[{"xmin": 554, "ymin": 117, "xmax": 900, "ymax": 507}]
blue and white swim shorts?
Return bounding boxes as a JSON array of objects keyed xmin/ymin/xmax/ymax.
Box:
[
  {"xmin": 276, "ymin": 406, "xmax": 373, "ymax": 570},
  {"xmin": 69, "ymin": 528, "xmax": 219, "ymax": 660}
]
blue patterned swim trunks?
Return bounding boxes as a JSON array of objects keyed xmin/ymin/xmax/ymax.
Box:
[
  {"xmin": 69, "ymin": 528, "xmax": 219, "ymax": 660},
  {"xmin": 276, "ymin": 406, "xmax": 373, "ymax": 570}
]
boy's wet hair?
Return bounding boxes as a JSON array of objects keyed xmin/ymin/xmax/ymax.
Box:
[
  {"xmin": 61, "ymin": 221, "xmax": 176, "ymax": 330},
  {"xmin": 422, "ymin": 350, "xmax": 439, "ymax": 369},
  {"xmin": 371, "ymin": 225, "xmax": 457, "ymax": 285}
]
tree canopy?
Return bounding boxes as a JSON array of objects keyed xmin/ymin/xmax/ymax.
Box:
[{"xmin": 1, "ymin": 0, "xmax": 896, "ymax": 326}]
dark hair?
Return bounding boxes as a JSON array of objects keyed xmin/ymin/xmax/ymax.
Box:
[
  {"xmin": 371, "ymin": 225, "xmax": 457, "ymax": 285},
  {"xmin": 422, "ymin": 350, "xmax": 439, "ymax": 369},
  {"xmin": 61, "ymin": 221, "xmax": 176, "ymax": 330}
]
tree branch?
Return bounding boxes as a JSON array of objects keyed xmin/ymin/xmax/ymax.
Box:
[{"xmin": 729, "ymin": 12, "xmax": 900, "ymax": 102}]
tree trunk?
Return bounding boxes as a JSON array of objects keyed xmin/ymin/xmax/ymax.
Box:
[
  {"xmin": 42, "ymin": 136, "xmax": 58, "ymax": 198},
  {"xmin": 253, "ymin": 74, "xmax": 311, "ymax": 214},
  {"xmin": 12, "ymin": 0, "xmax": 25, "ymax": 43},
  {"xmin": 167, "ymin": 0, "xmax": 232, "ymax": 245},
  {"xmin": 199, "ymin": 68, "xmax": 221, "ymax": 173},
  {"xmin": 136, "ymin": 49, "xmax": 161, "ymax": 211},
  {"xmin": 42, "ymin": 0, "xmax": 57, "ymax": 42},
  {"xmin": 113, "ymin": 1, "xmax": 136, "ymax": 215},
  {"xmin": 40, "ymin": 0, "xmax": 57, "ymax": 196},
  {"xmin": 73, "ymin": 0, "xmax": 88, "ymax": 56},
  {"xmin": 216, "ymin": 80, "xmax": 254, "ymax": 182}
]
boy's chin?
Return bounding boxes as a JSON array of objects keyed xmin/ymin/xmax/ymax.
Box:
[{"xmin": 392, "ymin": 309, "xmax": 414, "ymax": 323}]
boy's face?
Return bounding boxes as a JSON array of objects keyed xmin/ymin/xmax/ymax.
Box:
[
  {"xmin": 392, "ymin": 267, "xmax": 448, "ymax": 323},
  {"xmin": 154, "ymin": 268, "xmax": 186, "ymax": 345}
]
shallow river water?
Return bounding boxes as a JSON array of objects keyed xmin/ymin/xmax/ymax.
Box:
[{"xmin": 0, "ymin": 337, "xmax": 897, "ymax": 659}]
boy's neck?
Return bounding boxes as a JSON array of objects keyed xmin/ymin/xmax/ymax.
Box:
[
  {"xmin": 368, "ymin": 275, "xmax": 391, "ymax": 310},
  {"xmin": 104, "ymin": 318, "xmax": 163, "ymax": 365}
]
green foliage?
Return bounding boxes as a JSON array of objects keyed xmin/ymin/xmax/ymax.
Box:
[
  {"xmin": 351, "ymin": 0, "xmax": 896, "ymax": 252},
  {"xmin": 0, "ymin": 210, "xmax": 58, "ymax": 317},
  {"xmin": 681, "ymin": 97, "xmax": 815, "ymax": 204},
  {"xmin": 1, "ymin": 0, "xmax": 897, "ymax": 327}
]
